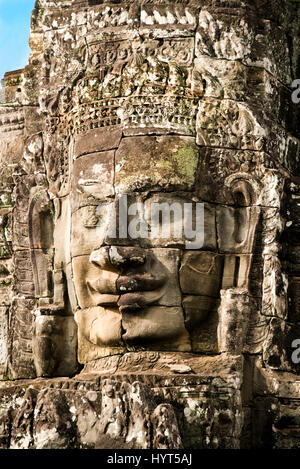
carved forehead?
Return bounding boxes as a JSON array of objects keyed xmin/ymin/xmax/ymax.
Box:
[{"xmin": 73, "ymin": 133, "xmax": 199, "ymax": 185}]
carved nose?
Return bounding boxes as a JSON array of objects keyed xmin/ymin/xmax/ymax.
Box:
[
  {"xmin": 109, "ymin": 246, "xmax": 146, "ymax": 268},
  {"xmin": 89, "ymin": 247, "xmax": 111, "ymax": 269},
  {"xmin": 89, "ymin": 246, "xmax": 146, "ymax": 269}
]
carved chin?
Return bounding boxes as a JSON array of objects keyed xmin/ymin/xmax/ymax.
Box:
[
  {"xmin": 89, "ymin": 309, "xmax": 123, "ymax": 346},
  {"xmin": 75, "ymin": 307, "xmax": 123, "ymax": 347},
  {"xmin": 75, "ymin": 305, "xmax": 191, "ymax": 352},
  {"xmin": 121, "ymin": 306, "xmax": 191, "ymax": 352}
]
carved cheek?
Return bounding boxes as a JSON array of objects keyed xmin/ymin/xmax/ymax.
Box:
[
  {"xmin": 70, "ymin": 204, "xmax": 116, "ymax": 258},
  {"xmin": 72, "ymin": 255, "xmax": 118, "ymax": 309},
  {"xmin": 180, "ymin": 251, "xmax": 223, "ymax": 298}
]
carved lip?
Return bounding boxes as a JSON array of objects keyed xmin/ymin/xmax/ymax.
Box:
[
  {"xmin": 89, "ymin": 274, "xmax": 167, "ymax": 311},
  {"xmin": 117, "ymin": 293, "xmax": 146, "ymax": 313},
  {"xmin": 116, "ymin": 274, "xmax": 167, "ymax": 313},
  {"xmin": 116, "ymin": 274, "xmax": 166, "ymax": 293},
  {"xmin": 94, "ymin": 293, "xmax": 119, "ymax": 307},
  {"xmin": 96, "ymin": 290, "xmax": 164, "ymax": 312},
  {"xmin": 117, "ymin": 288, "xmax": 166, "ymax": 313}
]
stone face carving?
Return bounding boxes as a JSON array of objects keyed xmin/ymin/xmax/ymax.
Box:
[
  {"xmin": 0, "ymin": 0, "xmax": 299, "ymax": 449},
  {"xmin": 67, "ymin": 130, "xmax": 260, "ymax": 361}
]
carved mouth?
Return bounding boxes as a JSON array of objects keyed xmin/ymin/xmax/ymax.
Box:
[
  {"xmin": 94, "ymin": 293, "xmax": 120, "ymax": 307},
  {"xmin": 88, "ymin": 273, "xmax": 167, "ymax": 311},
  {"xmin": 116, "ymin": 274, "xmax": 167, "ymax": 313},
  {"xmin": 116, "ymin": 274, "xmax": 166, "ymax": 293},
  {"xmin": 95, "ymin": 291, "xmax": 164, "ymax": 313},
  {"xmin": 117, "ymin": 293, "xmax": 146, "ymax": 313}
]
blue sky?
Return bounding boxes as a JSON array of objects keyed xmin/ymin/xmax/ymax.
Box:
[{"xmin": 0, "ymin": 0, "xmax": 35, "ymax": 81}]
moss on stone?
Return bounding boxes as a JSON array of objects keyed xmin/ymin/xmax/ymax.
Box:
[
  {"xmin": 158, "ymin": 143, "xmax": 198, "ymax": 185},
  {"xmin": 116, "ymin": 141, "xmax": 198, "ymax": 191},
  {"xmin": 171, "ymin": 144, "xmax": 198, "ymax": 184}
]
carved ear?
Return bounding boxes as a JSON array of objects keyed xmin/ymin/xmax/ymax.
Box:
[
  {"xmin": 29, "ymin": 190, "xmax": 54, "ymax": 299},
  {"xmin": 224, "ymin": 173, "xmax": 261, "ymax": 207},
  {"xmin": 218, "ymin": 180, "xmax": 260, "ymax": 253},
  {"xmin": 231, "ymin": 179, "xmax": 255, "ymax": 207},
  {"xmin": 220, "ymin": 175, "xmax": 261, "ymax": 290},
  {"xmin": 52, "ymin": 196, "xmax": 78, "ymax": 314},
  {"xmin": 231, "ymin": 182, "xmax": 259, "ymax": 252}
]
